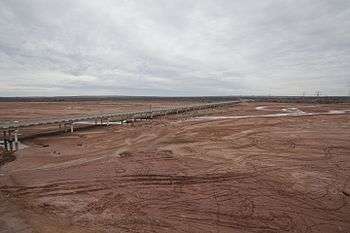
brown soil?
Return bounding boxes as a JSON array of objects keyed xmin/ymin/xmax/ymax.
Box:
[
  {"xmin": 0, "ymin": 100, "xmax": 200, "ymax": 122},
  {"xmin": 0, "ymin": 102, "xmax": 350, "ymax": 233}
]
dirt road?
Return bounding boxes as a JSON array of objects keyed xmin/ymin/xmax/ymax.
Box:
[{"xmin": 1, "ymin": 102, "xmax": 349, "ymax": 232}]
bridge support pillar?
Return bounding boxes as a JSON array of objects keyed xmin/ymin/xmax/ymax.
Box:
[
  {"xmin": 8, "ymin": 130, "xmax": 13, "ymax": 151},
  {"xmin": 14, "ymin": 129, "xmax": 19, "ymax": 151},
  {"xmin": 3, "ymin": 131, "xmax": 8, "ymax": 151}
]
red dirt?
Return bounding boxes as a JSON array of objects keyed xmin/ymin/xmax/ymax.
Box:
[
  {"xmin": 0, "ymin": 102, "xmax": 350, "ymax": 233},
  {"xmin": 0, "ymin": 100, "xmax": 200, "ymax": 122}
]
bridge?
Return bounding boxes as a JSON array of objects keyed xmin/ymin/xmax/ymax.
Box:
[{"xmin": 1, "ymin": 101, "xmax": 240, "ymax": 151}]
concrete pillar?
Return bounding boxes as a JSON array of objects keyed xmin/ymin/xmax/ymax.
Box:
[
  {"xmin": 70, "ymin": 123, "xmax": 74, "ymax": 133},
  {"xmin": 3, "ymin": 131, "xmax": 8, "ymax": 151},
  {"xmin": 14, "ymin": 129, "xmax": 19, "ymax": 151},
  {"xmin": 8, "ymin": 130, "xmax": 13, "ymax": 151},
  {"xmin": 9, "ymin": 140, "xmax": 13, "ymax": 151}
]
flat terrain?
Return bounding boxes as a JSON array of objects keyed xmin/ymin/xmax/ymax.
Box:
[
  {"xmin": 1, "ymin": 101, "xmax": 350, "ymax": 233},
  {"xmin": 0, "ymin": 100, "xmax": 200, "ymax": 123}
]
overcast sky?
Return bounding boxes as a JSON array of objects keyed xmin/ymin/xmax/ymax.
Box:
[{"xmin": 0, "ymin": 0, "xmax": 349, "ymax": 96}]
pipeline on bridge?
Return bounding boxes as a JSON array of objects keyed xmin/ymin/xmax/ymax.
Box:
[{"xmin": 0, "ymin": 101, "xmax": 239, "ymax": 152}]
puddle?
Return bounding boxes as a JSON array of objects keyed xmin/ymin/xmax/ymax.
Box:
[
  {"xmin": 256, "ymin": 106, "xmax": 306, "ymax": 114},
  {"xmin": 328, "ymin": 110, "xmax": 349, "ymax": 114},
  {"xmin": 255, "ymin": 106, "xmax": 267, "ymax": 110},
  {"xmin": 282, "ymin": 108, "xmax": 306, "ymax": 114},
  {"xmin": 194, "ymin": 108, "xmax": 350, "ymax": 121}
]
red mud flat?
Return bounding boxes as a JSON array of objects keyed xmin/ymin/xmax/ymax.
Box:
[
  {"xmin": 0, "ymin": 100, "xmax": 201, "ymax": 122},
  {"xmin": 0, "ymin": 102, "xmax": 350, "ymax": 233}
]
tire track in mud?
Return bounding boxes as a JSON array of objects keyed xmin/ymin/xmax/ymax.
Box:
[
  {"xmin": 0, "ymin": 150, "xmax": 275, "ymax": 193},
  {"xmin": 1, "ymin": 103, "xmax": 349, "ymax": 233},
  {"xmin": 0, "ymin": 170, "xmax": 262, "ymax": 197},
  {"xmin": 2, "ymin": 166, "xmax": 347, "ymax": 214},
  {"xmin": 1, "ymin": 169, "xmax": 348, "ymax": 232}
]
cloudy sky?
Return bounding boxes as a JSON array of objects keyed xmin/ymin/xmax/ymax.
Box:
[{"xmin": 0, "ymin": 0, "xmax": 349, "ymax": 96}]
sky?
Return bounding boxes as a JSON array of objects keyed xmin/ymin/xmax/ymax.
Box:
[{"xmin": 0, "ymin": 0, "xmax": 349, "ymax": 97}]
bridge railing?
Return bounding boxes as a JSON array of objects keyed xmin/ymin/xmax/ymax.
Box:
[{"xmin": 0, "ymin": 101, "xmax": 239, "ymax": 130}]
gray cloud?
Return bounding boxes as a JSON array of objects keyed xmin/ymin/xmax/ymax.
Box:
[{"xmin": 0, "ymin": 0, "xmax": 349, "ymax": 96}]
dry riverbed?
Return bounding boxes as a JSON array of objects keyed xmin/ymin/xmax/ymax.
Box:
[{"xmin": 1, "ymin": 102, "xmax": 350, "ymax": 233}]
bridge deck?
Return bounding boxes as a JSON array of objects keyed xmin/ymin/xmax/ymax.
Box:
[{"xmin": 0, "ymin": 101, "xmax": 239, "ymax": 130}]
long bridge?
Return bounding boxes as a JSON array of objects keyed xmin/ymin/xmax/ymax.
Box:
[{"xmin": 1, "ymin": 101, "xmax": 240, "ymax": 151}]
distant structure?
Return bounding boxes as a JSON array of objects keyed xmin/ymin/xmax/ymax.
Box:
[{"xmin": 0, "ymin": 101, "xmax": 239, "ymax": 152}]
